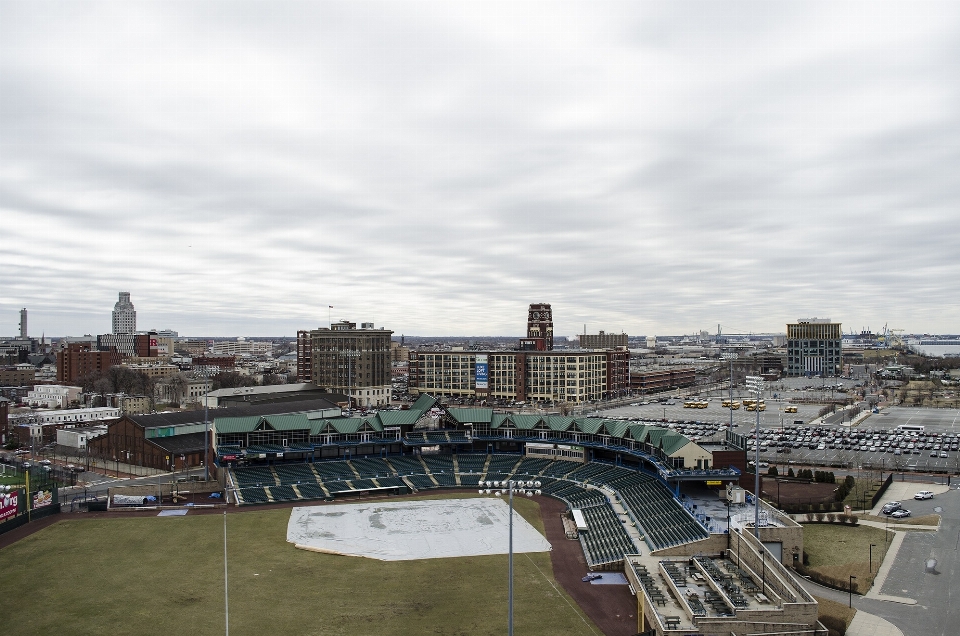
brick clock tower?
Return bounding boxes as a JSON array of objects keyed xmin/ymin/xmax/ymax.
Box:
[{"xmin": 526, "ymin": 303, "xmax": 554, "ymax": 351}]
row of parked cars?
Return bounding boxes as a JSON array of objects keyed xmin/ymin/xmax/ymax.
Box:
[
  {"xmin": 750, "ymin": 426, "xmax": 958, "ymax": 457},
  {"xmin": 879, "ymin": 491, "xmax": 936, "ymax": 519}
]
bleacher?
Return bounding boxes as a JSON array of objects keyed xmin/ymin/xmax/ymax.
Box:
[
  {"xmin": 297, "ymin": 482, "xmax": 327, "ymax": 500},
  {"xmin": 578, "ymin": 502, "xmax": 636, "ymax": 567},
  {"xmin": 270, "ymin": 485, "xmax": 301, "ymax": 503},
  {"xmin": 512, "ymin": 457, "xmax": 553, "ymax": 477},
  {"xmin": 455, "ymin": 454, "xmax": 487, "ymax": 474},
  {"xmin": 313, "ymin": 460, "xmax": 359, "ymax": 481},
  {"xmin": 228, "ymin": 453, "xmax": 711, "ymax": 558},
  {"xmin": 274, "ymin": 463, "xmax": 318, "ymax": 485},
  {"xmin": 233, "ymin": 466, "xmax": 278, "ymax": 488},
  {"xmin": 538, "ymin": 459, "xmax": 580, "ymax": 478},
  {"xmin": 386, "ymin": 456, "xmax": 428, "ymax": 476},
  {"xmin": 484, "ymin": 454, "xmax": 522, "ymax": 478},
  {"xmin": 421, "ymin": 455, "xmax": 457, "ymax": 486},
  {"xmin": 350, "ymin": 457, "xmax": 395, "ymax": 478},
  {"xmin": 616, "ymin": 480, "xmax": 709, "ymax": 550},
  {"xmin": 237, "ymin": 486, "xmax": 271, "ymax": 505},
  {"xmin": 404, "ymin": 473, "xmax": 437, "ymax": 490}
]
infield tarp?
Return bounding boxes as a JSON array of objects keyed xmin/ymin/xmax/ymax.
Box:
[{"xmin": 287, "ymin": 498, "xmax": 552, "ymax": 561}]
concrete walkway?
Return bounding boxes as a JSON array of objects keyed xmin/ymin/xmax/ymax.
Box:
[
  {"xmin": 863, "ymin": 529, "xmax": 916, "ymax": 604},
  {"xmin": 847, "ymin": 609, "xmax": 905, "ymax": 636}
]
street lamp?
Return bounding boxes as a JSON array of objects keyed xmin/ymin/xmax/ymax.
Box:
[
  {"xmin": 479, "ymin": 479, "xmax": 542, "ymax": 636},
  {"xmin": 849, "ymin": 575, "xmax": 857, "ymax": 608},
  {"xmin": 869, "ymin": 543, "xmax": 877, "ymax": 573},
  {"xmin": 746, "ymin": 375, "xmax": 764, "ymax": 538}
]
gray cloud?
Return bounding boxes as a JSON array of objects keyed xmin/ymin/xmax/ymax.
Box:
[{"xmin": 2, "ymin": 1, "xmax": 959, "ymax": 338}]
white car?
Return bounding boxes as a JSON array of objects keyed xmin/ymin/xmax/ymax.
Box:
[{"xmin": 914, "ymin": 491, "xmax": 934, "ymax": 500}]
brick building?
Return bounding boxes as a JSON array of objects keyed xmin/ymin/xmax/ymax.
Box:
[{"xmin": 56, "ymin": 343, "xmax": 123, "ymax": 384}]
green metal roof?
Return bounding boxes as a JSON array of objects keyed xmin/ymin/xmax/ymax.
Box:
[
  {"xmin": 598, "ymin": 419, "xmax": 630, "ymax": 438},
  {"xmin": 491, "ymin": 413, "xmax": 509, "ymax": 428},
  {"xmin": 410, "ymin": 394, "xmax": 438, "ymax": 412},
  {"xmin": 214, "ymin": 416, "xmax": 261, "ymax": 434},
  {"xmin": 546, "ymin": 416, "xmax": 574, "ymax": 431},
  {"xmin": 262, "ymin": 414, "xmax": 313, "ymax": 431},
  {"xmin": 659, "ymin": 432, "xmax": 690, "ymax": 456},
  {"xmin": 506, "ymin": 415, "xmax": 542, "ymax": 430},
  {"xmin": 446, "ymin": 408, "xmax": 493, "ymax": 424},
  {"xmin": 378, "ymin": 410, "xmax": 422, "ymax": 427},
  {"xmin": 571, "ymin": 418, "xmax": 602, "ymax": 434}
]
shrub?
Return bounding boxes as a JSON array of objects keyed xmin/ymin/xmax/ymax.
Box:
[
  {"xmin": 826, "ymin": 513, "xmax": 836, "ymax": 523},
  {"xmin": 805, "ymin": 512, "xmax": 815, "ymax": 522},
  {"xmin": 767, "ymin": 465, "xmax": 779, "ymax": 476},
  {"xmin": 815, "ymin": 512, "xmax": 825, "ymax": 522},
  {"xmin": 787, "ymin": 467, "xmax": 795, "ymax": 478}
]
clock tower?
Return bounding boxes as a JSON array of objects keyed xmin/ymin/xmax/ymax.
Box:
[{"xmin": 526, "ymin": 303, "xmax": 554, "ymax": 351}]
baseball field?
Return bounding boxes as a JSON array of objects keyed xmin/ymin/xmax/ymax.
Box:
[{"xmin": 0, "ymin": 494, "xmax": 604, "ymax": 636}]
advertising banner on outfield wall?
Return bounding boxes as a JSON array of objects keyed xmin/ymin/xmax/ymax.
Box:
[
  {"xmin": 475, "ymin": 355, "xmax": 488, "ymax": 390},
  {"xmin": 33, "ymin": 490, "xmax": 53, "ymax": 509},
  {"xmin": 1, "ymin": 489, "xmax": 22, "ymax": 521}
]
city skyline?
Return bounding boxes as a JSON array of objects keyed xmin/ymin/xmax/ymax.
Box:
[{"xmin": 3, "ymin": 2, "xmax": 960, "ymax": 337}]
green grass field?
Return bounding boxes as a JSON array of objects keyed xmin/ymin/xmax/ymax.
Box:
[
  {"xmin": 0, "ymin": 495, "xmax": 601, "ymax": 636},
  {"xmin": 802, "ymin": 523, "xmax": 894, "ymax": 592}
]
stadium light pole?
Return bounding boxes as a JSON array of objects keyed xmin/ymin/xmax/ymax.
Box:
[
  {"xmin": 224, "ymin": 511, "xmax": 230, "ymax": 636},
  {"xmin": 479, "ymin": 479, "xmax": 542, "ymax": 636},
  {"xmin": 203, "ymin": 371, "xmax": 211, "ymax": 482},
  {"xmin": 746, "ymin": 376, "xmax": 764, "ymax": 538}
]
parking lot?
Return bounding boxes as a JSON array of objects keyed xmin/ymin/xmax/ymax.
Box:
[{"xmin": 746, "ymin": 407, "xmax": 960, "ymax": 472}]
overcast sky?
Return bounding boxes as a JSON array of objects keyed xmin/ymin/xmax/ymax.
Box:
[{"xmin": 2, "ymin": 1, "xmax": 959, "ymax": 339}]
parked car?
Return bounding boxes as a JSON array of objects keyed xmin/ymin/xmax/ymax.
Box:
[
  {"xmin": 881, "ymin": 501, "xmax": 902, "ymax": 515},
  {"xmin": 914, "ymin": 491, "xmax": 934, "ymax": 500},
  {"xmin": 890, "ymin": 509, "xmax": 912, "ymax": 519},
  {"xmin": 582, "ymin": 573, "xmax": 602, "ymax": 582}
]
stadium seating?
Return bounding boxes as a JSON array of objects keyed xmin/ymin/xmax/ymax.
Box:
[
  {"xmin": 350, "ymin": 457, "xmax": 395, "ymax": 478},
  {"xmin": 313, "ymin": 460, "xmax": 360, "ymax": 481},
  {"xmin": 229, "ymin": 453, "xmax": 711, "ymax": 561}
]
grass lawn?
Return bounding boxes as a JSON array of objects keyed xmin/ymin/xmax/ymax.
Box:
[
  {"xmin": 860, "ymin": 513, "xmax": 940, "ymax": 527},
  {"xmin": 803, "ymin": 523, "xmax": 894, "ymax": 593},
  {"xmin": 0, "ymin": 495, "xmax": 600, "ymax": 636},
  {"xmin": 814, "ymin": 594, "xmax": 856, "ymax": 636}
]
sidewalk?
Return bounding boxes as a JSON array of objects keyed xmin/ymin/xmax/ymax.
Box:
[{"xmin": 847, "ymin": 610, "xmax": 904, "ymax": 636}]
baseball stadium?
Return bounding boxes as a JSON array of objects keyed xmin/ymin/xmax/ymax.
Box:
[{"xmin": 0, "ymin": 394, "xmax": 825, "ymax": 635}]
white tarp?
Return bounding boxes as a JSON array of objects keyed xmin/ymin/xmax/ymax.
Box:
[{"xmin": 287, "ymin": 498, "xmax": 552, "ymax": 561}]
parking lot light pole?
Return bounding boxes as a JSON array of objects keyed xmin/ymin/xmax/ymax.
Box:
[
  {"xmin": 746, "ymin": 376, "xmax": 764, "ymax": 538},
  {"xmin": 869, "ymin": 543, "xmax": 876, "ymax": 573}
]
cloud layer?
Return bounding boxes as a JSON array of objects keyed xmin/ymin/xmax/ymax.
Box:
[{"xmin": 2, "ymin": 1, "xmax": 959, "ymax": 337}]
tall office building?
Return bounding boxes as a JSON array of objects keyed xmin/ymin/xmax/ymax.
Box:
[
  {"xmin": 526, "ymin": 303, "xmax": 554, "ymax": 351},
  {"xmin": 786, "ymin": 318, "xmax": 842, "ymax": 377},
  {"xmin": 580, "ymin": 330, "xmax": 628, "ymax": 349},
  {"xmin": 19, "ymin": 308, "xmax": 27, "ymax": 338},
  {"xmin": 112, "ymin": 292, "xmax": 136, "ymax": 335},
  {"xmin": 296, "ymin": 321, "xmax": 393, "ymax": 407}
]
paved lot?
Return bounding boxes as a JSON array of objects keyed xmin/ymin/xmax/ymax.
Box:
[{"xmin": 842, "ymin": 483, "xmax": 960, "ymax": 636}]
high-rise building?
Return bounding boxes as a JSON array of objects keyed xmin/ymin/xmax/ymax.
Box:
[
  {"xmin": 112, "ymin": 292, "xmax": 136, "ymax": 335},
  {"xmin": 580, "ymin": 330, "xmax": 628, "ymax": 349},
  {"xmin": 786, "ymin": 318, "xmax": 842, "ymax": 377},
  {"xmin": 19, "ymin": 308, "xmax": 27, "ymax": 338},
  {"xmin": 526, "ymin": 303, "xmax": 554, "ymax": 351},
  {"xmin": 296, "ymin": 321, "xmax": 393, "ymax": 407}
]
